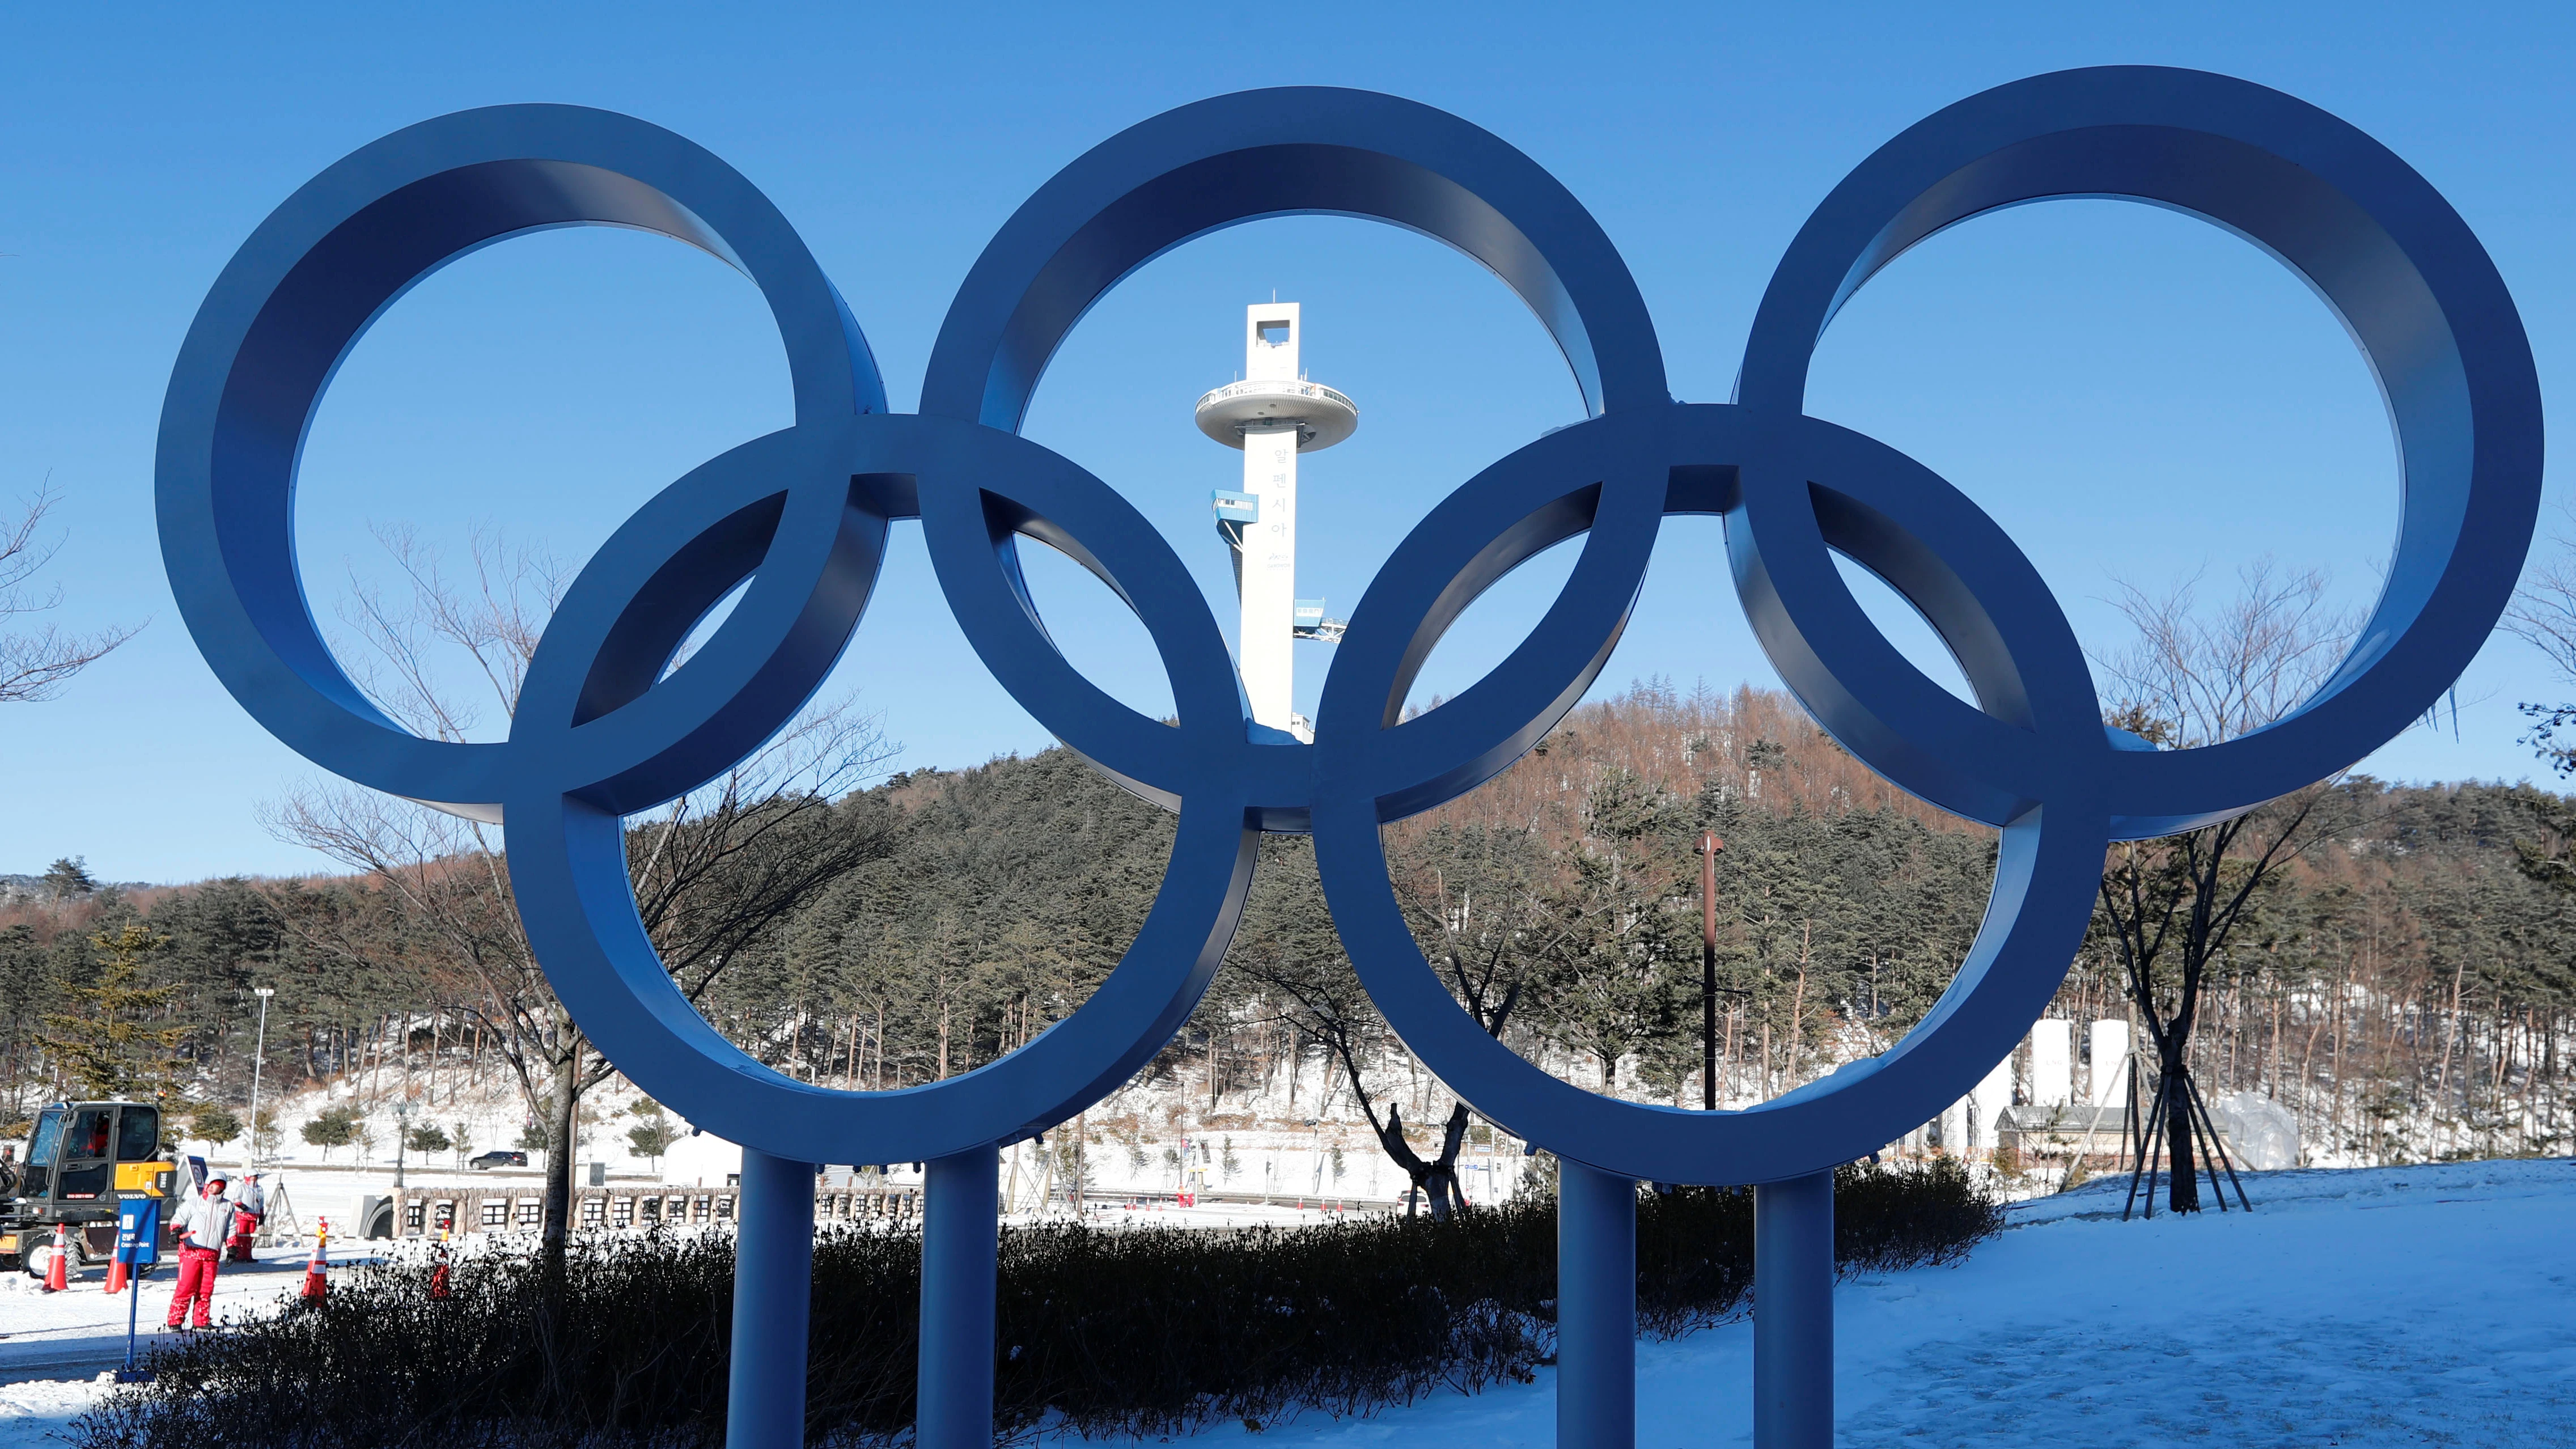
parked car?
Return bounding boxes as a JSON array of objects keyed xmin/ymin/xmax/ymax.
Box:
[{"xmin": 468, "ymin": 1150, "xmax": 528, "ymax": 1170}]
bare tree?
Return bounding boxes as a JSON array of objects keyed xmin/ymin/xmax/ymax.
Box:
[
  {"xmin": 2505, "ymin": 503, "xmax": 2576, "ymax": 774},
  {"xmin": 0, "ymin": 483, "xmax": 138, "ymax": 701},
  {"xmin": 2093, "ymin": 560, "xmax": 2354, "ymax": 1214},
  {"xmin": 2102, "ymin": 561, "xmax": 2352, "ymax": 746},
  {"xmin": 267, "ymin": 529, "xmax": 897, "ymax": 1261},
  {"xmin": 1377, "ymin": 826, "xmax": 1560, "ymax": 1216},
  {"xmin": 1235, "ymin": 831, "xmax": 1557, "ymax": 1220}
]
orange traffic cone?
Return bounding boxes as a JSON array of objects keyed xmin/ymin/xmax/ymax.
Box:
[
  {"xmin": 104, "ymin": 1249, "xmax": 127, "ymax": 1295},
  {"xmin": 43, "ymin": 1222, "xmax": 69, "ymax": 1293},
  {"xmin": 300, "ymin": 1220, "xmax": 329, "ymax": 1302},
  {"xmin": 427, "ymin": 1229, "xmax": 451, "ymax": 1300}
]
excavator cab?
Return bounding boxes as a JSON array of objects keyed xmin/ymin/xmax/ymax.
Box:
[{"xmin": 3, "ymin": 1100, "xmax": 172, "ymax": 1275}]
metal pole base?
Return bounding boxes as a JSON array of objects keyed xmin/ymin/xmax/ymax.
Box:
[
  {"xmin": 1556, "ymin": 1160, "xmax": 1636, "ymax": 1449},
  {"xmin": 917, "ymin": 1144, "xmax": 1001, "ymax": 1449},
  {"xmin": 1754, "ymin": 1170, "xmax": 1834, "ymax": 1449},
  {"xmin": 728, "ymin": 1148, "xmax": 816, "ymax": 1449}
]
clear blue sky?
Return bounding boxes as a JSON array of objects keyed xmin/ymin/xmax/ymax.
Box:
[{"xmin": 7, "ymin": 2, "xmax": 2575, "ymax": 883}]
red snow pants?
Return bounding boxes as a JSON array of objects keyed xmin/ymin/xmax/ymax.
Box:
[
  {"xmin": 166, "ymin": 1244, "xmax": 219, "ymax": 1328},
  {"xmin": 226, "ymin": 1213, "xmax": 259, "ymax": 1262}
]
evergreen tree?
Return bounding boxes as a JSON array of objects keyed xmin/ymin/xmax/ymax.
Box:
[
  {"xmin": 302, "ymin": 1103, "xmax": 358, "ymax": 1161},
  {"xmin": 189, "ymin": 1103, "xmax": 243, "ymax": 1147},
  {"xmin": 41, "ymin": 856, "xmax": 97, "ymax": 900},
  {"xmin": 625, "ymin": 1102, "xmax": 681, "ymax": 1168},
  {"xmin": 37, "ymin": 925, "xmax": 188, "ymax": 1100}
]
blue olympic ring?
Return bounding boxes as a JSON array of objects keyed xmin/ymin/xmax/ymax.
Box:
[{"xmin": 158, "ymin": 69, "xmax": 2540, "ymax": 1185}]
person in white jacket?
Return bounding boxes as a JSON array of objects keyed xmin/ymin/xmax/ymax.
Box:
[
  {"xmin": 225, "ymin": 1172, "xmax": 265, "ymax": 1262},
  {"xmin": 165, "ymin": 1175, "xmax": 233, "ymax": 1329}
]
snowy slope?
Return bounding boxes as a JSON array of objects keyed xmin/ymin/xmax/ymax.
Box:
[{"xmin": 4, "ymin": 1158, "xmax": 2569, "ymax": 1448}]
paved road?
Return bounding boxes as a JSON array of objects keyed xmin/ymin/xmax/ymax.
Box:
[
  {"xmin": 0, "ymin": 1253, "xmax": 325, "ymax": 1386},
  {"xmin": 0, "ymin": 1337, "xmax": 138, "ymax": 1388}
]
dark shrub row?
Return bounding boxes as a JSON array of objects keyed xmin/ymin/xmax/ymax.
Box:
[{"xmin": 77, "ymin": 1160, "xmax": 1999, "ymax": 1448}]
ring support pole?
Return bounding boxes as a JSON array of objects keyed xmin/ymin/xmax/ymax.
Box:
[
  {"xmin": 1753, "ymin": 1170, "xmax": 1834, "ymax": 1449},
  {"xmin": 1555, "ymin": 1160, "xmax": 1636, "ymax": 1449},
  {"xmin": 917, "ymin": 1144, "xmax": 1002, "ymax": 1449},
  {"xmin": 728, "ymin": 1148, "xmax": 815, "ymax": 1449}
]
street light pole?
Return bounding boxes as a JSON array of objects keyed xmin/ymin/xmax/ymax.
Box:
[
  {"xmin": 392, "ymin": 1098, "xmax": 419, "ymax": 1190},
  {"xmin": 247, "ymin": 986, "xmax": 275, "ymax": 1172},
  {"xmin": 1698, "ymin": 833, "xmax": 1724, "ymax": 1111}
]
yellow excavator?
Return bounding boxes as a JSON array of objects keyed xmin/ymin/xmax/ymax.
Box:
[{"xmin": 1, "ymin": 1100, "xmax": 178, "ymax": 1279}]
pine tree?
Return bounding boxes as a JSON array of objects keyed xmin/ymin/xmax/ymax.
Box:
[
  {"xmin": 189, "ymin": 1102, "xmax": 243, "ymax": 1147},
  {"xmin": 302, "ymin": 1104, "xmax": 359, "ymax": 1161},
  {"xmin": 41, "ymin": 856, "xmax": 98, "ymax": 901},
  {"xmin": 625, "ymin": 1101, "xmax": 681, "ymax": 1167},
  {"xmin": 37, "ymin": 925, "xmax": 188, "ymax": 1100}
]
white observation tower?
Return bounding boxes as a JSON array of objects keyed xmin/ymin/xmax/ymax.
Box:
[{"xmin": 1195, "ymin": 303, "xmax": 1358, "ymax": 743}]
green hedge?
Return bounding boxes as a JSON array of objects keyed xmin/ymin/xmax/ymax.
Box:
[{"xmin": 77, "ymin": 1160, "xmax": 1999, "ymax": 1448}]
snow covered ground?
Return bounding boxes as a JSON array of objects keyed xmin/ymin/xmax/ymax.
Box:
[
  {"xmin": 1178, "ymin": 1157, "xmax": 2576, "ymax": 1449},
  {"xmin": 0, "ymin": 1240, "xmax": 372, "ymax": 1383},
  {"xmin": 4, "ymin": 1157, "xmax": 2568, "ymax": 1448},
  {"xmin": 0, "ymin": 1237, "xmax": 379, "ymax": 1447}
]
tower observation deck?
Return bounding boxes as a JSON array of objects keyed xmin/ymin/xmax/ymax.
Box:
[{"xmin": 1195, "ymin": 303, "xmax": 1357, "ymax": 743}]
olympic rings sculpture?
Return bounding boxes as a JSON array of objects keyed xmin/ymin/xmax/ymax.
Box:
[{"xmin": 158, "ymin": 68, "xmax": 2539, "ymax": 1187}]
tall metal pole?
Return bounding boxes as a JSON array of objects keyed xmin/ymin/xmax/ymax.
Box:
[
  {"xmin": 1753, "ymin": 1171, "xmax": 1834, "ymax": 1448},
  {"xmin": 727, "ymin": 1147, "xmax": 815, "ymax": 1449},
  {"xmin": 246, "ymin": 986, "xmax": 274, "ymax": 1172},
  {"xmin": 917, "ymin": 1143, "xmax": 1001, "ymax": 1449},
  {"xmin": 392, "ymin": 1098, "xmax": 416, "ymax": 1190},
  {"xmin": 1699, "ymin": 833, "xmax": 1722, "ymax": 1111},
  {"xmin": 1555, "ymin": 1160, "xmax": 1636, "ymax": 1449},
  {"xmin": 1071, "ymin": 1112, "xmax": 1088, "ymax": 1217}
]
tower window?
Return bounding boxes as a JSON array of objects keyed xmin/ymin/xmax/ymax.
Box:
[{"xmin": 1256, "ymin": 319, "xmax": 1291, "ymax": 345}]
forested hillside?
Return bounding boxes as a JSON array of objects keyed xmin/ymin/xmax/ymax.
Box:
[{"xmin": 4, "ymin": 683, "xmax": 2569, "ymax": 1173}]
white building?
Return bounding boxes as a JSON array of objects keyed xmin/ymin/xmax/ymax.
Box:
[
  {"xmin": 2029, "ymin": 1018, "xmax": 2074, "ymax": 1107},
  {"xmin": 2089, "ymin": 1019, "xmax": 2133, "ymax": 1108}
]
